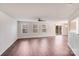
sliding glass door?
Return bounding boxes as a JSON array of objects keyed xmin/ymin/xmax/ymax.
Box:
[{"xmin": 56, "ymin": 26, "xmax": 62, "ymax": 35}]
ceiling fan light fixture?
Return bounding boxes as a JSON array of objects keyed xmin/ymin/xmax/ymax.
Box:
[{"xmin": 38, "ymin": 18, "xmax": 44, "ymax": 21}]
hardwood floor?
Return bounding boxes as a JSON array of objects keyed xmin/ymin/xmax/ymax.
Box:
[{"xmin": 2, "ymin": 36, "xmax": 75, "ymax": 56}]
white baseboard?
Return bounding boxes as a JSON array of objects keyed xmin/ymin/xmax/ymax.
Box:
[{"xmin": 68, "ymin": 43, "xmax": 78, "ymax": 56}]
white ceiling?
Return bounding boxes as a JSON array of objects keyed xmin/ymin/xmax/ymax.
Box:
[{"xmin": 0, "ymin": 3, "xmax": 79, "ymax": 21}]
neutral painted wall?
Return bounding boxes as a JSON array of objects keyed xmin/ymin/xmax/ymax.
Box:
[
  {"xmin": 68, "ymin": 33, "xmax": 79, "ymax": 55},
  {"xmin": 62, "ymin": 24, "xmax": 68, "ymax": 35},
  {"xmin": 69, "ymin": 17, "xmax": 79, "ymax": 34},
  {"xmin": 17, "ymin": 21, "xmax": 55, "ymax": 39},
  {"xmin": 77, "ymin": 18, "xmax": 79, "ymax": 34},
  {"xmin": 0, "ymin": 11, "xmax": 17, "ymax": 55},
  {"xmin": 68, "ymin": 16, "xmax": 79, "ymax": 55}
]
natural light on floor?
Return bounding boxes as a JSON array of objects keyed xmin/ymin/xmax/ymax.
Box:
[{"xmin": 55, "ymin": 35, "xmax": 63, "ymax": 45}]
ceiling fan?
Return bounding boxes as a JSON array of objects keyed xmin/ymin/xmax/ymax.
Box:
[{"xmin": 37, "ymin": 18, "xmax": 44, "ymax": 21}]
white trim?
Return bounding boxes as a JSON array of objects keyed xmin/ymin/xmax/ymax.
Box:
[
  {"xmin": 68, "ymin": 43, "xmax": 77, "ymax": 56},
  {"xmin": 0, "ymin": 38, "xmax": 17, "ymax": 55}
]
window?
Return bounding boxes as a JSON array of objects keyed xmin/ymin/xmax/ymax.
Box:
[
  {"xmin": 33, "ymin": 24, "xmax": 38, "ymax": 33},
  {"xmin": 22, "ymin": 24, "xmax": 28, "ymax": 33},
  {"xmin": 41, "ymin": 24, "xmax": 47, "ymax": 32}
]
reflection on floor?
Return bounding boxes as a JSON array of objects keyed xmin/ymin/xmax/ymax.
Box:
[{"xmin": 2, "ymin": 36, "xmax": 75, "ymax": 56}]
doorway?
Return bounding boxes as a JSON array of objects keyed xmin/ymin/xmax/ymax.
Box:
[{"xmin": 55, "ymin": 25, "xmax": 62, "ymax": 35}]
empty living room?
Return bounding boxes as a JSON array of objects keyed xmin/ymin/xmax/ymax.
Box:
[{"xmin": 0, "ymin": 3, "xmax": 79, "ymax": 56}]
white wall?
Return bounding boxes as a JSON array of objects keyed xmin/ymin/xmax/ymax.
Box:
[
  {"xmin": 68, "ymin": 15, "xmax": 79, "ymax": 55},
  {"xmin": 0, "ymin": 11, "xmax": 17, "ymax": 55},
  {"xmin": 68, "ymin": 33, "xmax": 79, "ymax": 56},
  {"xmin": 77, "ymin": 18, "xmax": 79, "ymax": 34},
  {"xmin": 62, "ymin": 24, "xmax": 68, "ymax": 35},
  {"xmin": 76, "ymin": 17, "xmax": 79, "ymax": 34},
  {"xmin": 69, "ymin": 17, "xmax": 79, "ymax": 34},
  {"xmin": 17, "ymin": 21, "xmax": 55, "ymax": 39}
]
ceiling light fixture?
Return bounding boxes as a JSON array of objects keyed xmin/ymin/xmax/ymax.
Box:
[{"xmin": 38, "ymin": 18, "xmax": 44, "ymax": 21}]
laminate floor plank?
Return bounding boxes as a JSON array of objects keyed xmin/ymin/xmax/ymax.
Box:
[{"xmin": 2, "ymin": 36, "xmax": 75, "ymax": 56}]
